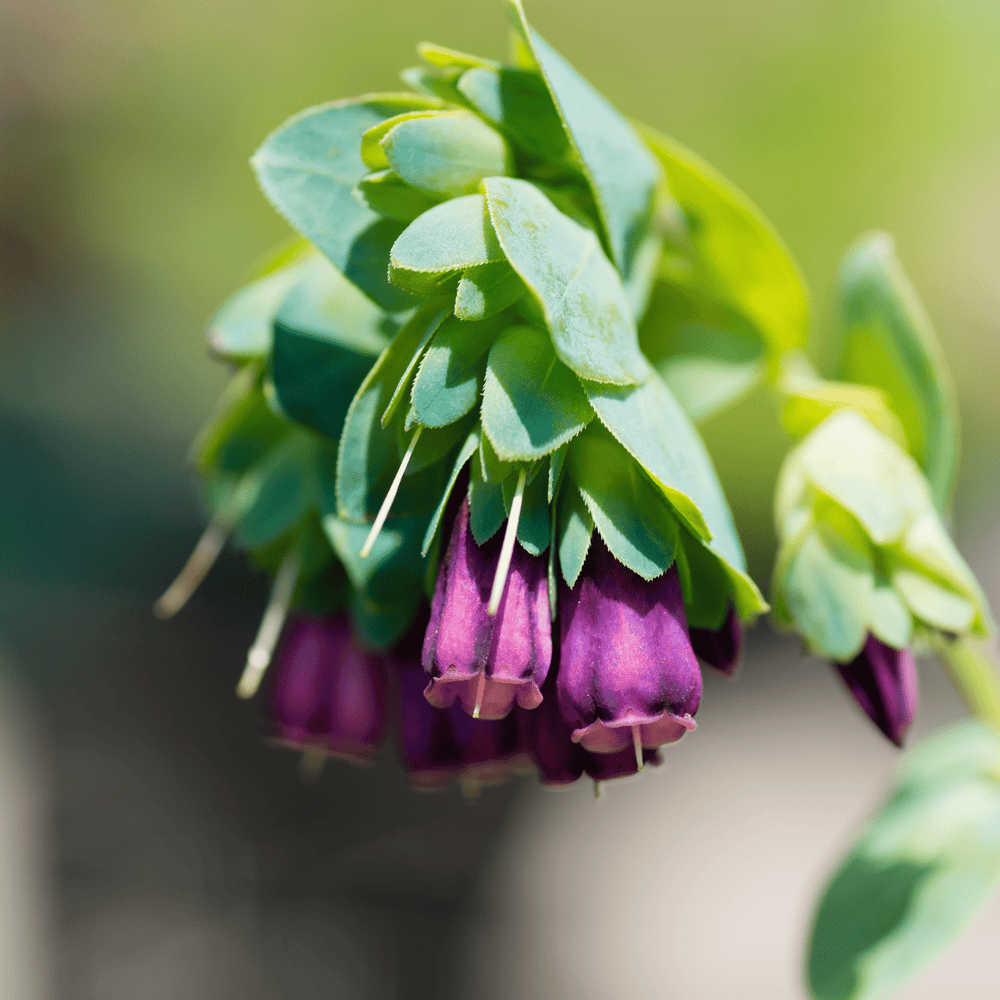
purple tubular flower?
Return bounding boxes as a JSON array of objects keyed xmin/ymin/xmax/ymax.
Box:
[
  {"xmin": 397, "ymin": 656, "xmax": 462, "ymax": 788},
  {"xmin": 423, "ymin": 498, "xmax": 551, "ymax": 720},
  {"xmin": 690, "ymin": 606, "xmax": 743, "ymax": 677},
  {"xmin": 834, "ymin": 634, "xmax": 918, "ymax": 747},
  {"xmin": 557, "ymin": 537, "xmax": 701, "ymax": 754},
  {"xmin": 519, "ymin": 670, "xmax": 659, "ymax": 786},
  {"xmin": 452, "ymin": 709, "xmax": 531, "ymax": 790},
  {"xmin": 268, "ymin": 615, "xmax": 387, "ymax": 764}
]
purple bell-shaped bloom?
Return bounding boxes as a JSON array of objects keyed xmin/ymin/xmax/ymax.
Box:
[
  {"xmin": 834, "ymin": 634, "xmax": 918, "ymax": 747},
  {"xmin": 519, "ymin": 671, "xmax": 660, "ymax": 787},
  {"xmin": 423, "ymin": 498, "xmax": 551, "ymax": 720},
  {"xmin": 268, "ymin": 614, "xmax": 388, "ymax": 764},
  {"xmin": 397, "ymin": 655, "xmax": 462, "ymax": 788},
  {"xmin": 690, "ymin": 605, "xmax": 743, "ymax": 677},
  {"xmin": 557, "ymin": 537, "xmax": 701, "ymax": 755}
]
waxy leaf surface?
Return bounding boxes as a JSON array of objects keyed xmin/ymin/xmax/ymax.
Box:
[
  {"xmin": 557, "ymin": 478, "xmax": 594, "ymax": 588},
  {"xmin": 468, "ymin": 451, "xmax": 506, "ymax": 544},
  {"xmin": 481, "ymin": 325, "xmax": 593, "ymax": 461},
  {"xmin": 354, "ymin": 169, "xmax": 444, "ymax": 222},
  {"xmin": 454, "ymin": 260, "xmax": 526, "ymax": 321},
  {"xmin": 484, "ymin": 177, "xmax": 646, "ymax": 385}
]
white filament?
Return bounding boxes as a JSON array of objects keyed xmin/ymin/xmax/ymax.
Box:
[
  {"xmin": 153, "ymin": 516, "xmax": 228, "ymax": 619},
  {"xmin": 632, "ymin": 725, "xmax": 644, "ymax": 772},
  {"xmin": 359, "ymin": 426, "xmax": 424, "ymax": 559},
  {"xmin": 488, "ymin": 467, "xmax": 527, "ymax": 616}
]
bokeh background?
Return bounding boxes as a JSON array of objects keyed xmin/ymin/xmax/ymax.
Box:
[{"xmin": 2, "ymin": 1, "xmax": 998, "ymax": 997}]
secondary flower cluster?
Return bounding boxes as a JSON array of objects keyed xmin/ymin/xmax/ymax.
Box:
[{"xmin": 268, "ymin": 496, "xmax": 743, "ymax": 791}]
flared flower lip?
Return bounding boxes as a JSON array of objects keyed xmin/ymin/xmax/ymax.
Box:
[
  {"xmin": 572, "ymin": 710, "xmax": 697, "ymax": 754},
  {"xmin": 423, "ymin": 670, "xmax": 543, "ymax": 720},
  {"xmin": 267, "ymin": 734, "xmax": 381, "ymax": 767}
]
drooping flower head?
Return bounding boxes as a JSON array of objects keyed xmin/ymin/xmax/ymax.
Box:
[
  {"xmin": 267, "ymin": 614, "xmax": 388, "ymax": 764},
  {"xmin": 557, "ymin": 536, "xmax": 701, "ymax": 756},
  {"xmin": 834, "ymin": 634, "xmax": 918, "ymax": 747},
  {"xmin": 423, "ymin": 498, "xmax": 551, "ymax": 720}
]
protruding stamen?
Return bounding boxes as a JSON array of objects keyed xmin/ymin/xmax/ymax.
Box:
[
  {"xmin": 360, "ymin": 426, "xmax": 424, "ymax": 559},
  {"xmin": 488, "ymin": 467, "xmax": 527, "ymax": 616},
  {"xmin": 632, "ymin": 725, "xmax": 644, "ymax": 772},
  {"xmin": 236, "ymin": 546, "xmax": 301, "ymax": 699},
  {"xmin": 153, "ymin": 516, "xmax": 228, "ymax": 619},
  {"xmin": 460, "ymin": 777, "xmax": 481, "ymax": 801},
  {"xmin": 593, "ymin": 780, "xmax": 604, "ymax": 799},
  {"xmin": 472, "ymin": 672, "xmax": 487, "ymax": 719},
  {"xmin": 298, "ymin": 748, "xmax": 327, "ymax": 782}
]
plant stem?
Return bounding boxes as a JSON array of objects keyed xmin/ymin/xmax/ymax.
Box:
[{"xmin": 932, "ymin": 634, "xmax": 1000, "ymax": 735}]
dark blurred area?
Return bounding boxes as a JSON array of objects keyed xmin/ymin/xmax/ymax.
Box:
[{"xmin": 2, "ymin": 2, "xmax": 998, "ymax": 998}]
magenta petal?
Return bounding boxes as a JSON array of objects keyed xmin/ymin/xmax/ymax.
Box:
[
  {"xmin": 690, "ymin": 606, "xmax": 743, "ymax": 676},
  {"xmin": 557, "ymin": 537, "xmax": 702, "ymax": 752},
  {"xmin": 834, "ymin": 634, "xmax": 918, "ymax": 747},
  {"xmin": 268, "ymin": 615, "xmax": 387, "ymax": 764},
  {"xmin": 423, "ymin": 499, "xmax": 551, "ymax": 719}
]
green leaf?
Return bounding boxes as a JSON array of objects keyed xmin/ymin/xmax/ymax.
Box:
[
  {"xmin": 417, "ymin": 42, "xmax": 499, "ymax": 71},
  {"xmin": 677, "ymin": 530, "xmax": 731, "ymax": 630},
  {"xmin": 808, "ymin": 721, "xmax": 1000, "ymax": 1000},
  {"xmin": 421, "ymin": 428, "xmax": 480, "ymax": 556},
  {"xmin": 582, "ymin": 366, "xmax": 763, "ymax": 618},
  {"xmin": 381, "ymin": 302, "xmax": 451, "ymax": 428},
  {"xmin": 481, "ymin": 325, "xmax": 594, "ymax": 461},
  {"xmin": 568, "ymin": 430, "xmax": 680, "ymax": 581},
  {"xmin": 557, "ymin": 478, "xmax": 594, "ymax": 588},
  {"xmin": 637, "ymin": 124, "xmax": 808, "ymax": 358},
  {"xmin": 207, "ymin": 255, "xmax": 313, "ymax": 362},
  {"xmin": 892, "ymin": 570, "xmax": 975, "ymax": 633},
  {"xmin": 336, "ymin": 299, "xmax": 453, "ymax": 520},
  {"xmin": 454, "ymin": 260, "xmax": 527, "ymax": 321},
  {"xmin": 548, "ymin": 443, "xmax": 567, "ymax": 503},
  {"xmin": 456, "ymin": 65, "xmax": 571, "ymax": 166},
  {"xmin": 382, "ymin": 112, "xmax": 511, "ymax": 196},
  {"xmin": 836, "ymin": 232, "xmax": 960, "ymax": 513},
  {"xmin": 400, "ymin": 412, "xmax": 474, "ymax": 476},
  {"xmin": 251, "ymin": 94, "xmax": 437, "ymax": 312},
  {"xmin": 234, "ymin": 432, "xmax": 321, "ymax": 548},
  {"xmin": 272, "ymin": 256, "xmax": 396, "ymax": 441},
  {"xmin": 409, "ymin": 312, "xmax": 507, "ymax": 427},
  {"xmin": 354, "ymin": 169, "xmax": 445, "ymax": 222},
  {"xmin": 507, "ymin": 1, "xmax": 661, "ymax": 286},
  {"xmin": 324, "ymin": 512, "xmax": 428, "ymax": 648},
  {"xmin": 483, "ymin": 177, "xmax": 646, "ymax": 385},
  {"xmin": 639, "ymin": 281, "xmax": 766, "ymax": 421},
  {"xmin": 400, "ymin": 66, "xmax": 467, "ymax": 106},
  {"xmin": 360, "ymin": 111, "xmax": 443, "ymax": 171},
  {"xmin": 390, "ymin": 193, "xmax": 506, "ymax": 295},
  {"xmin": 516, "ymin": 463, "xmax": 550, "ymax": 556},
  {"xmin": 478, "ymin": 429, "xmax": 513, "ymax": 484},
  {"xmin": 468, "ymin": 451, "xmax": 506, "ymax": 544}
]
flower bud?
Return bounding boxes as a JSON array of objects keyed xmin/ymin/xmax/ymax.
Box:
[
  {"xmin": 833, "ymin": 634, "xmax": 918, "ymax": 747},
  {"xmin": 423, "ymin": 498, "xmax": 551, "ymax": 719},
  {"xmin": 556, "ymin": 537, "xmax": 701, "ymax": 754},
  {"xmin": 268, "ymin": 614, "xmax": 388, "ymax": 764}
]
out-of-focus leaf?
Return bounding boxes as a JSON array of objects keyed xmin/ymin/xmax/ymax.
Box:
[
  {"xmin": 569, "ymin": 430, "xmax": 680, "ymax": 581},
  {"xmin": 637, "ymin": 124, "xmax": 808, "ymax": 359},
  {"xmin": 416, "ymin": 42, "xmax": 499, "ymax": 71},
  {"xmin": 892, "ymin": 570, "xmax": 975, "ymax": 633},
  {"xmin": 421, "ymin": 428, "xmax": 479, "ymax": 556},
  {"xmin": 454, "ymin": 260, "xmax": 527, "ymax": 320},
  {"xmin": 390, "ymin": 193, "xmax": 506, "ymax": 295},
  {"xmin": 582, "ymin": 365, "xmax": 766, "ymax": 617},
  {"xmin": 808, "ymin": 721, "xmax": 1000, "ymax": 1000},
  {"xmin": 382, "ymin": 112, "xmax": 511, "ymax": 196},
  {"xmin": 516, "ymin": 464, "xmax": 550, "ymax": 556},
  {"xmin": 507, "ymin": 0, "xmax": 661, "ymax": 287},
  {"xmin": 468, "ymin": 450, "xmax": 506, "ymax": 544},
  {"xmin": 251, "ymin": 94, "xmax": 437, "ymax": 312},
  {"xmin": 336, "ymin": 299, "xmax": 452, "ymax": 521},
  {"xmin": 410, "ymin": 312, "xmax": 506, "ymax": 427},
  {"xmin": 836, "ymin": 232, "xmax": 959, "ymax": 512},
  {"xmin": 482, "ymin": 325, "xmax": 594, "ymax": 461},
  {"xmin": 640, "ymin": 281, "xmax": 765, "ymax": 421},
  {"xmin": 272, "ymin": 256, "xmax": 396, "ymax": 441},
  {"xmin": 207, "ymin": 255, "xmax": 314, "ymax": 361},
  {"xmin": 483, "ymin": 177, "xmax": 646, "ymax": 385},
  {"xmin": 456, "ymin": 65, "xmax": 571, "ymax": 166},
  {"xmin": 354, "ymin": 169, "xmax": 444, "ymax": 222},
  {"xmin": 557, "ymin": 478, "xmax": 594, "ymax": 588},
  {"xmin": 400, "ymin": 66, "xmax": 467, "ymax": 106}
]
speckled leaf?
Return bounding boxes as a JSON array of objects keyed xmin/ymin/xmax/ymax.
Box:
[
  {"xmin": 836, "ymin": 232, "xmax": 959, "ymax": 513},
  {"xmin": 483, "ymin": 177, "xmax": 646, "ymax": 385},
  {"xmin": 507, "ymin": 1, "xmax": 661, "ymax": 285},
  {"xmin": 390, "ymin": 194, "xmax": 505, "ymax": 295},
  {"xmin": 482, "ymin": 325, "xmax": 594, "ymax": 461},
  {"xmin": 382, "ymin": 112, "xmax": 511, "ymax": 196},
  {"xmin": 251, "ymin": 94, "xmax": 437, "ymax": 312},
  {"xmin": 569, "ymin": 430, "xmax": 680, "ymax": 581},
  {"xmin": 454, "ymin": 260, "xmax": 527, "ymax": 321}
]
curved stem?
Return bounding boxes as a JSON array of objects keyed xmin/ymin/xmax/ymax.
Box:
[
  {"xmin": 932, "ymin": 634, "xmax": 1000, "ymax": 735},
  {"xmin": 153, "ymin": 515, "xmax": 229, "ymax": 619}
]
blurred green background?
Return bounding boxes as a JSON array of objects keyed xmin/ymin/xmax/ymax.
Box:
[
  {"xmin": 2, "ymin": 4, "xmax": 998, "ymax": 997},
  {"xmin": 4, "ymin": 0, "xmax": 998, "ymax": 582}
]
